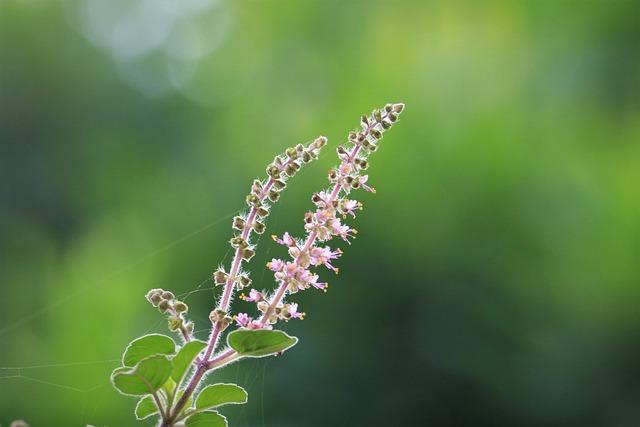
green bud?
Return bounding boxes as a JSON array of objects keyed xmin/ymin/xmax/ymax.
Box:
[
  {"xmin": 242, "ymin": 247, "xmax": 255, "ymax": 261},
  {"xmin": 286, "ymin": 147, "xmax": 298, "ymax": 160},
  {"xmin": 174, "ymin": 301, "xmax": 188, "ymax": 313},
  {"xmin": 268, "ymin": 189, "xmax": 280, "ymax": 202},
  {"xmin": 285, "ymin": 164, "xmax": 297, "ymax": 176},
  {"xmin": 168, "ymin": 317, "xmax": 182, "ymax": 332},
  {"xmin": 246, "ymin": 194, "xmax": 261, "ymax": 207},
  {"xmin": 230, "ymin": 236, "xmax": 248, "ymax": 249},
  {"xmin": 253, "ymin": 221, "xmax": 265, "ymax": 234},
  {"xmin": 266, "ymin": 164, "xmax": 280, "ymax": 178}
]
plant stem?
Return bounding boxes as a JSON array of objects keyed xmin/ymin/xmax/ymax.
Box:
[{"xmin": 202, "ymin": 158, "xmax": 295, "ymax": 362}]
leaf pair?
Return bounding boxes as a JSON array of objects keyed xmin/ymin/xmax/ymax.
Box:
[
  {"xmin": 112, "ymin": 334, "xmax": 206, "ymax": 396},
  {"xmin": 135, "ymin": 383, "xmax": 248, "ymax": 424},
  {"xmin": 112, "ymin": 329, "xmax": 298, "ymax": 426}
]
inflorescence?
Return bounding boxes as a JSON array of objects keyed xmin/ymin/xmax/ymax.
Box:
[
  {"xmin": 235, "ymin": 102, "xmax": 404, "ymax": 330},
  {"xmin": 126, "ymin": 103, "xmax": 404, "ymax": 427}
]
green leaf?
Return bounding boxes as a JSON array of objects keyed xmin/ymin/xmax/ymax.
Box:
[
  {"xmin": 186, "ymin": 411, "xmax": 228, "ymax": 427},
  {"xmin": 162, "ymin": 377, "xmax": 177, "ymax": 398},
  {"xmin": 195, "ymin": 383, "xmax": 248, "ymax": 411},
  {"xmin": 111, "ymin": 355, "xmax": 172, "ymax": 396},
  {"xmin": 227, "ymin": 329, "xmax": 298, "ymax": 357},
  {"xmin": 135, "ymin": 395, "xmax": 159, "ymax": 420},
  {"xmin": 171, "ymin": 340, "xmax": 207, "ymax": 383},
  {"xmin": 122, "ymin": 334, "xmax": 176, "ymax": 367}
]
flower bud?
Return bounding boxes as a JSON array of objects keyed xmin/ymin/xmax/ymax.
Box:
[
  {"xmin": 238, "ymin": 274, "xmax": 252, "ymax": 288},
  {"xmin": 388, "ymin": 112, "xmax": 397, "ymax": 122},
  {"xmin": 209, "ymin": 308, "xmax": 227, "ymax": 323},
  {"xmin": 381, "ymin": 120, "xmax": 391, "ymax": 130},
  {"xmin": 256, "ymin": 206, "xmax": 270, "ymax": 218},
  {"xmin": 286, "ymin": 147, "xmax": 298, "ymax": 160},
  {"xmin": 230, "ymin": 236, "xmax": 248, "ymax": 249},
  {"xmin": 174, "ymin": 301, "xmax": 188, "ymax": 313},
  {"xmin": 213, "ymin": 268, "xmax": 228, "ymax": 285},
  {"xmin": 257, "ymin": 301, "xmax": 269, "ymax": 313},
  {"xmin": 168, "ymin": 317, "xmax": 182, "ymax": 332},
  {"xmin": 242, "ymin": 247, "xmax": 255, "ymax": 261},
  {"xmin": 372, "ymin": 109, "xmax": 382, "ymax": 123},
  {"xmin": 273, "ymin": 179, "xmax": 286, "ymax": 190},
  {"xmin": 162, "ymin": 291, "xmax": 175, "ymax": 300},
  {"xmin": 232, "ymin": 216, "xmax": 246, "ymax": 231},
  {"xmin": 146, "ymin": 289, "xmax": 163, "ymax": 306},
  {"xmin": 384, "ymin": 103, "xmax": 393, "ymax": 112},
  {"xmin": 355, "ymin": 158, "xmax": 369, "ymax": 170},
  {"xmin": 251, "ymin": 179, "xmax": 263, "ymax": 195},
  {"xmin": 158, "ymin": 300, "xmax": 170, "ymax": 313},
  {"xmin": 246, "ymin": 194, "xmax": 261, "ymax": 207},
  {"xmin": 393, "ymin": 103, "xmax": 405, "ymax": 113},
  {"xmin": 371, "ymin": 129, "xmax": 382, "ymax": 140},
  {"xmin": 302, "ymin": 151, "xmax": 312, "ymax": 163},
  {"xmin": 253, "ymin": 221, "xmax": 265, "ymax": 234},
  {"xmin": 266, "ymin": 164, "xmax": 280, "ymax": 178},
  {"xmin": 268, "ymin": 189, "xmax": 280, "ymax": 202},
  {"xmin": 285, "ymin": 164, "xmax": 297, "ymax": 176}
]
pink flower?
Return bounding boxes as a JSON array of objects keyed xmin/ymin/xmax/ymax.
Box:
[
  {"xmin": 309, "ymin": 246, "xmax": 341, "ymax": 270},
  {"xmin": 273, "ymin": 232, "xmax": 296, "ymax": 247},
  {"xmin": 328, "ymin": 218, "xmax": 355, "ymax": 243},
  {"xmin": 339, "ymin": 162, "xmax": 353, "ymax": 175},
  {"xmin": 296, "ymin": 269, "xmax": 327, "ymax": 290},
  {"xmin": 248, "ymin": 320, "xmax": 272, "ymax": 330},
  {"xmin": 357, "ymin": 175, "xmax": 375, "ymax": 193},
  {"xmin": 235, "ymin": 313, "xmax": 250, "ymax": 327},
  {"xmin": 341, "ymin": 199, "xmax": 360, "ymax": 217},
  {"xmin": 267, "ymin": 258, "xmax": 285, "ymax": 272},
  {"xmin": 284, "ymin": 262, "xmax": 299, "ymax": 276},
  {"xmin": 289, "ymin": 303, "xmax": 304, "ymax": 319},
  {"xmin": 241, "ymin": 289, "xmax": 263, "ymax": 302},
  {"xmin": 315, "ymin": 209, "xmax": 334, "ymax": 223}
]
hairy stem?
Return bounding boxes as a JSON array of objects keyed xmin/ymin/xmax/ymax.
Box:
[{"xmin": 202, "ymin": 158, "xmax": 296, "ymax": 362}]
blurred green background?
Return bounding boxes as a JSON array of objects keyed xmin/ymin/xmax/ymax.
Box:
[{"xmin": 2, "ymin": 0, "xmax": 640, "ymax": 425}]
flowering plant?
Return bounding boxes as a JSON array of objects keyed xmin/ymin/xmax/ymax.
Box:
[{"xmin": 110, "ymin": 103, "xmax": 405, "ymax": 426}]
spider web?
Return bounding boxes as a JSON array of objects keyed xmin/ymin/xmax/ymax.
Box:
[
  {"xmin": 0, "ymin": 209, "xmax": 244, "ymax": 425},
  {"xmin": 0, "ymin": 158, "xmax": 308, "ymax": 426}
]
